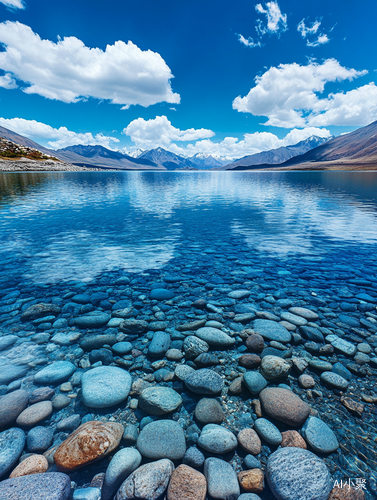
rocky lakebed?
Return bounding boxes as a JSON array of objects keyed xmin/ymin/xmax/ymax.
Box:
[{"xmin": 0, "ymin": 244, "xmax": 377, "ymax": 500}]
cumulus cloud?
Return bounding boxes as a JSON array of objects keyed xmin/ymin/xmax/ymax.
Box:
[
  {"xmin": 232, "ymin": 59, "xmax": 370, "ymax": 127},
  {"xmin": 123, "ymin": 116, "xmax": 331, "ymax": 159},
  {"xmin": 0, "ymin": 72, "xmax": 17, "ymax": 89},
  {"xmin": 0, "ymin": 117, "xmax": 120, "ymax": 149},
  {"xmin": 123, "ymin": 115, "xmax": 215, "ymax": 149},
  {"xmin": 0, "ymin": 0, "xmax": 24, "ymax": 9},
  {"xmin": 0, "ymin": 21, "xmax": 180, "ymax": 107},
  {"xmin": 255, "ymin": 1, "xmax": 288, "ymax": 35},
  {"xmin": 297, "ymin": 19, "xmax": 330, "ymax": 47}
]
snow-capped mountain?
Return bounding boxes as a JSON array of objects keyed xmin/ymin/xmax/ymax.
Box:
[
  {"xmin": 189, "ymin": 153, "xmax": 231, "ymax": 168},
  {"xmin": 138, "ymin": 147, "xmax": 197, "ymax": 170}
]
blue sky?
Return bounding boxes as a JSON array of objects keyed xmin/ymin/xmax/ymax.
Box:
[{"xmin": 0, "ymin": 0, "xmax": 376, "ymax": 158}]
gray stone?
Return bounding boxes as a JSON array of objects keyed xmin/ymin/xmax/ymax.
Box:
[
  {"xmin": 308, "ymin": 359, "xmax": 332, "ymax": 372},
  {"xmin": 26, "ymin": 426, "xmax": 53, "ymax": 452},
  {"xmin": 183, "ymin": 447, "xmax": 205, "ymax": 468},
  {"xmin": 260, "ymin": 355, "xmax": 291, "ymax": 380},
  {"xmin": 56, "ymin": 414, "xmax": 81, "ymax": 432},
  {"xmin": 52, "ymin": 394, "xmax": 71, "ymax": 410},
  {"xmin": 0, "ymin": 335, "xmax": 18, "ymax": 351},
  {"xmin": 244, "ymin": 455, "xmax": 262, "ymax": 469},
  {"xmin": 112, "ymin": 342, "xmax": 133, "ymax": 355},
  {"xmin": 137, "ymin": 420, "xmax": 186, "ymax": 460},
  {"xmin": 73, "ymin": 488, "xmax": 101, "ymax": 500},
  {"xmin": 21, "ymin": 303, "xmax": 61, "ymax": 322},
  {"xmin": 320, "ymin": 371, "xmax": 349, "ymax": 390},
  {"xmin": 238, "ymin": 495, "xmax": 262, "ymax": 500},
  {"xmin": 116, "ymin": 459, "xmax": 174, "ymax": 500},
  {"xmin": 82, "ymin": 366, "xmax": 132, "ymax": 408},
  {"xmin": 0, "ymin": 427, "xmax": 25, "ymax": 478},
  {"xmin": 0, "ymin": 389, "xmax": 29, "ymax": 429},
  {"xmin": 51, "ymin": 331, "xmax": 80, "ymax": 345},
  {"xmin": 150, "ymin": 289, "xmax": 175, "ymax": 300},
  {"xmin": 0, "ymin": 472, "xmax": 71, "ymax": 500},
  {"xmin": 280, "ymin": 312, "xmax": 307, "ymax": 326},
  {"xmin": 243, "ymin": 371, "xmax": 268, "ymax": 395},
  {"xmin": 122, "ymin": 424, "xmax": 139, "ymax": 446},
  {"xmin": 185, "ymin": 368, "xmax": 224, "ymax": 395},
  {"xmin": 80, "ymin": 334, "xmax": 117, "ymax": 351},
  {"xmin": 338, "ymin": 314, "xmax": 360, "ymax": 327},
  {"xmin": 119, "ymin": 320, "xmax": 148, "ymax": 335},
  {"xmin": 195, "ymin": 398, "xmax": 224, "ymax": 424},
  {"xmin": 198, "ymin": 424, "xmax": 237, "ymax": 454},
  {"xmin": 253, "ymin": 319, "xmax": 291, "ymax": 343},
  {"xmin": 34, "ymin": 361, "xmax": 76, "ymax": 385},
  {"xmin": 139, "ymin": 387, "xmax": 182, "ymax": 415},
  {"xmin": 196, "ymin": 327, "xmax": 235, "ymax": 348},
  {"xmin": 74, "ymin": 313, "xmax": 111, "ymax": 329},
  {"xmin": 16, "ymin": 401, "xmax": 53, "ymax": 427},
  {"xmin": 254, "ymin": 418, "xmax": 282, "ymax": 445},
  {"xmin": 0, "ymin": 365, "xmax": 28, "ymax": 385},
  {"xmin": 332, "ymin": 362, "xmax": 352, "ymax": 381},
  {"xmin": 148, "ymin": 331, "xmax": 170, "ymax": 358},
  {"xmin": 228, "ymin": 290, "xmax": 251, "ymax": 299},
  {"xmin": 204, "ymin": 457, "xmax": 240, "ymax": 500},
  {"xmin": 174, "ymin": 364, "xmax": 195, "ymax": 381},
  {"xmin": 302, "ymin": 416, "xmax": 339, "ymax": 453},
  {"xmin": 183, "ymin": 336, "xmax": 209, "ymax": 359},
  {"xmin": 267, "ymin": 447, "xmax": 332, "ymax": 500},
  {"xmin": 102, "ymin": 448, "xmax": 142, "ymax": 500},
  {"xmin": 289, "ymin": 307, "xmax": 319, "ymax": 320},
  {"xmin": 326, "ymin": 335, "xmax": 357, "ymax": 356},
  {"xmin": 29, "ymin": 387, "xmax": 55, "ymax": 405}
]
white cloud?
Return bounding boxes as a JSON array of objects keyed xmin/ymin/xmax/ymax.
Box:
[
  {"xmin": 0, "ymin": 21, "xmax": 180, "ymax": 107},
  {"xmin": 255, "ymin": 2, "xmax": 287, "ymax": 36},
  {"xmin": 0, "ymin": 72, "xmax": 17, "ymax": 89},
  {"xmin": 297, "ymin": 19, "xmax": 330, "ymax": 47},
  {"xmin": 307, "ymin": 34, "xmax": 330, "ymax": 47},
  {"xmin": 123, "ymin": 116, "xmax": 331, "ymax": 159},
  {"xmin": 232, "ymin": 59, "xmax": 370, "ymax": 127},
  {"xmin": 0, "ymin": 117, "xmax": 120, "ymax": 149},
  {"xmin": 0, "ymin": 0, "xmax": 24, "ymax": 9},
  {"xmin": 238, "ymin": 34, "xmax": 262, "ymax": 48},
  {"xmin": 123, "ymin": 115, "xmax": 215, "ymax": 149}
]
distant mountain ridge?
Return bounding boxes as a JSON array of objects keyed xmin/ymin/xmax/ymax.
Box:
[
  {"xmin": 138, "ymin": 147, "xmax": 197, "ymax": 170},
  {"xmin": 223, "ymin": 136, "xmax": 332, "ymax": 170}
]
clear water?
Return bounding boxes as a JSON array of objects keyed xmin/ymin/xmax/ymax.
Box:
[{"xmin": 1, "ymin": 171, "xmax": 377, "ymax": 287}]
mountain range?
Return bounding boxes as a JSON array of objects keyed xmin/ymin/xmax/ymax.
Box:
[{"xmin": 1, "ymin": 120, "xmax": 377, "ymax": 171}]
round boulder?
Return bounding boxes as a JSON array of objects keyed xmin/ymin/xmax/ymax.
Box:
[
  {"xmin": 137, "ymin": 420, "xmax": 186, "ymax": 460},
  {"xmin": 185, "ymin": 369, "xmax": 224, "ymax": 396},
  {"xmin": 81, "ymin": 366, "xmax": 132, "ymax": 408},
  {"xmin": 259, "ymin": 388, "xmax": 311, "ymax": 427},
  {"xmin": 139, "ymin": 387, "xmax": 182, "ymax": 416}
]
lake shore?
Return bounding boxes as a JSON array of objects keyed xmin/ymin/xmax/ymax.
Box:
[{"xmin": 0, "ymin": 158, "xmax": 107, "ymax": 172}]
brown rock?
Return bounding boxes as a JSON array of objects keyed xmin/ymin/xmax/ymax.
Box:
[
  {"xmin": 251, "ymin": 399, "xmax": 262, "ymax": 418},
  {"xmin": 259, "ymin": 388, "xmax": 311, "ymax": 426},
  {"xmin": 341, "ymin": 397, "xmax": 364, "ymax": 418},
  {"xmin": 167, "ymin": 464, "xmax": 207, "ymax": 500},
  {"xmin": 90, "ymin": 472, "xmax": 105, "ymax": 489},
  {"xmin": 229, "ymin": 377, "xmax": 243, "ymax": 395},
  {"xmin": 298, "ymin": 374, "xmax": 315, "ymax": 389},
  {"xmin": 238, "ymin": 354, "xmax": 261, "ymax": 369},
  {"xmin": 281, "ymin": 430, "xmax": 307, "ymax": 449},
  {"xmin": 16, "ymin": 401, "xmax": 53, "ymax": 427},
  {"xmin": 238, "ymin": 469, "xmax": 264, "ymax": 493},
  {"xmin": 10, "ymin": 455, "xmax": 48, "ymax": 478},
  {"xmin": 237, "ymin": 429, "xmax": 261, "ymax": 455},
  {"xmin": 328, "ymin": 486, "xmax": 365, "ymax": 499},
  {"xmin": 245, "ymin": 334, "xmax": 264, "ymax": 353},
  {"xmin": 54, "ymin": 421, "xmax": 123, "ymax": 472},
  {"xmin": 0, "ymin": 389, "xmax": 30, "ymax": 429}
]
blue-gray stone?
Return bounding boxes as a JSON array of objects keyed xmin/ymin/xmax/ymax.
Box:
[
  {"xmin": 244, "ymin": 455, "xmax": 262, "ymax": 469},
  {"xmin": 137, "ymin": 419, "xmax": 186, "ymax": 460},
  {"xmin": 150, "ymin": 289, "xmax": 175, "ymax": 300},
  {"xmin": 0, "ymin": 472, "xmax": 71, "ymax": 500},
  {"xmin": 228, "ymin": 290, "xmax": 251, "ymax": 299},
  {"xmin": 254, "ymin": 418, "xmax": 282, "ymax": 445},
  {"xmin": 280, "ymin": 312, "xmax": 307, "ymax": 326},
  {"xmin": 204, "ymin": 457, "xmax": 240, "ymax": 500},
  {"xmin": 74, "ymin": 313, "xmax": 111, "ymax": 329},
  {"xmin": 198, "ymin": 424, "xmax": 237, "ymax": 454},
  {"xmin": 253, "ymin": 319, "xmax": 291, "ymax": 343},
  {"xmin": 0, "ymin": 335, "xmax": 18, "ymax": 351},
  {"xmin": 243, "ymin": 371, "xmax": 268, "ymax": 395},
  {"xmin": 73, "ymin": 488, "xmax": 100, "ymax": 500},
  {"xmin": 112, "ymin": 300, "xmax": 132, "ymax": 310},
  {"xmin": 0, "ymin": 427, "xmax": 25, "ymax": 478},
  {"xmin": 0, "ymin": 365, "xmax": 28, "ymax": 386},
  {"xmin": 148, "ymin": 331, "xmax": 170, "ymax": 358},
  {"xmin": 34, "ymin": 361, "xmax": 76, "ymax": 385},
  {"xmin": 52, "ymin": 318, "xmax": 68, "ymax": 329},
  {"xmin": 308, "ymin": 359, "xmax": 332, "ymax": 372},
  {"xmin": 320, "ymin": 371, "xmax": 349, "ymax": 390},
  {"xmin": 302, "ymin": 416, "xmax": 339, "ymax": 453},
  {"xmin": 27, "ymin": 426, "xmax": 53, "ymax": 452},
  {"xmin": 183, "ymin": 447, "xmax": 205, "ymax": 468},
  {"xmin": 122, "ymin": 424, "xmax": 139, "ymax": 446},
  {"xmin": 195, "ymin": 327, "xmax": 235, "ymax": 349},
  {"xmin": 299, "ymin": 326, "xmax": 324, "ymax": 343},
  {"xmin": 82, "ymin": 366, "xmax": 132, "ymax": 408},
  {"xmin": 185, "ymin": 368, "xmax": 224, "ymax": 395},
  {"xmin": 332, "ymin": 362, "xmax": 352, "ymax": 381},
  {"xmin": 0, "ymin": 389, "xmax": 29, "ymax": 428},
  {"xmin": 102, "ymin": 448, "xmax": 142, "ymax": 500},
  {"xmin": 338, "ymin": 314, "xmax": 360, "ymax": 327},
  {"xmin": 139, "ymin": 387, "xmax": 182, "ymax": 415},
  {"xmin": 112, "ymin": 342, "xmax": 132, "ymax": 355},
  {"xmin": 267, "ymin": 447, "xmax": 332, "ymax": 500},
  {"xmin": 238, "ymin": 495, "xmax": 262, "ymax": 500}
]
